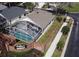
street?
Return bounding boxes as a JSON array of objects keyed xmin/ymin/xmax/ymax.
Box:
[{"xmin": 65, "ymin": 13, "xmax": 79, "ymax": 57}]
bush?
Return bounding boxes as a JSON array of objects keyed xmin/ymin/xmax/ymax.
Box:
[
  {"xmin": 56, "ymin": 16, "xmax": 62, "ymax": 22},
  {"xmin": 57, "ymin": 40, "xmax": 64, "ymax": 51},
  {"xmin": 61, "ymin": 26, "xmax": 70, "ymax": 35}
]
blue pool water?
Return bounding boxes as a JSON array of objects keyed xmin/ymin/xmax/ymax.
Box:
[{"xmin": 14, "ymin": 31, "xmax": 32, "ymax": 42}]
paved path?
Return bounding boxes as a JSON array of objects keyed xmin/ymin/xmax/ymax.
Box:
[{"xmin": 45, "ymin": 22, "xmax": 67, "ymax": 57}]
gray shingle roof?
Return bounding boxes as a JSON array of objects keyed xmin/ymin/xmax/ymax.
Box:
[
  {"xmin": 27, "ymin": 9, "xmax": 55, "ymax": 30},
  {"xmin": 1, "ymin": 6, "xmax": 26, "ymax": 21}
]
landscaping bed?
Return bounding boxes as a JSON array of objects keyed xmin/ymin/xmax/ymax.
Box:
[
  {"xmin": 52, "ymin": 19, "xmax": 72, "ymax": 57},
  {"xmin": 38, "ymin": 16, "xmax": 65, "ymax": 53}
]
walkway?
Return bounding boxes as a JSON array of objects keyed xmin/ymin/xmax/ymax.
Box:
[{"xmin": 45, "ymin": 22, "xmax": 67, "ymax": 57}]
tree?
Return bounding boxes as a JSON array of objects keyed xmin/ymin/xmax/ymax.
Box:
[
  {"xmin": 67, "ymin": 2, "xmax": 73, "ymax": 8},
  {"xmin": 57, "ymin": 40, "xmax": 64, "ymax": 51},
  {"xmin": 56, "ymin": 16, "xmax": 62, "ymax": 22},
  {"xmin": 56, "ymin": 8, "xmax": 67, "ymax": 15},
  {"xmin": 61, "ymin": 26, "xmax": 70, "ymax": 35},
  {"xmin": 5, "ymin": 2, "xmax": 22, "ymax": 7},
  {"xmin": 42, "ymin": 3, "xmax": 49, "ymax": 8},
  {"xmin": 35, "ymin": 2, "xmax": 39, "ymax": 7},
  {"xmin": 23, "ymin": 2, "xmax": 35, "ymax": 10}
]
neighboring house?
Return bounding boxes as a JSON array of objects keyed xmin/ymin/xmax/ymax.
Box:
[
  {"xmin": 0, "ymin": 6, "xmax": 26, "ymax": 25},
  {"xmin": 0, "ymin": 4, "xmax": 7, "ymax": 28},
  {"xmin": 0, "ymin": 4, "xmax": 7, "ymax": 10}
]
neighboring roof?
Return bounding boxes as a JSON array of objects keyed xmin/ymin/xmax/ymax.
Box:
[
  {"xmin": 1, "ymin": 6, "xmax": 26, "ymax": 20},
  {"xmin": 0, "ymin": 4, "xmax": 7, "ymax": 10},
  {"xmin": 27, "ymin": 9, "xmax": 55, "ymax": 30},
  {"xmin": 0, "ymin": 15, "xmax": 6, "ymax": 25},
  {"xmin": 0, "ymin": 33, "xmax": 16, "ymax": 44}
]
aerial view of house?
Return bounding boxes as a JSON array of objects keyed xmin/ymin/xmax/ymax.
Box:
[{"xmin": 0, "ymin": 2, "xmax": 78, "ymax": 57}]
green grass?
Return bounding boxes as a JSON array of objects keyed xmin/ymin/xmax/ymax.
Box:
[
  {"xmin": 52, "ymin": 49, "xmax": 62, "ymax": 57},
  {"xmin": 38, "ymin": 20, "xmax": 62, "ymax": 44},
  {"xmin": 52, "ymin": 19, "xmax": 72, "ymax": 57},
  {"xmin": 38, "ymin": 16, "xmax": 64, "ymax": 53},
  {"xmin": 64, "ymin": 3, "xmax": 79, "ymax": 12},
  {"xmin": 53, "ymin": 35, "xmax": 67, "ymax": 57},
  {"xmin": 6, "ymin": 49, "xmax": 44, "ymax": 57}
]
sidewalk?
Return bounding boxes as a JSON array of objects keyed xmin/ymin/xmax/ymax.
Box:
[{"xmin": 45, "ymin": 22, "xmax": 67, "ymax": 57}]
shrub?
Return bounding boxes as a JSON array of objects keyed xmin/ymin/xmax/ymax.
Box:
[
  {"xmin": 61, "ymin": 26, "xmax": 70, "ymax": 35},
  {"xmin": 56, "ymin": 16, "xmax": 62, "ymax": 22},
  {"xmin": 23, "ymin": 2, "xmax": 35, "ymax": 10},
  {"xmin": 57, "ymin": 40, "xmax": 64, "ymax": 51}
]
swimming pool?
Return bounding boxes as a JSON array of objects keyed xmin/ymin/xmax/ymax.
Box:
[{"xmin": 14, "ymin": 31, "xmax": 33, "ymax": 42}]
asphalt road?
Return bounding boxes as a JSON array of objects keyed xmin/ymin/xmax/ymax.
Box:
[{"xmin": 65, "ymin": 13, "xmax": 79, "ymax": 57}]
